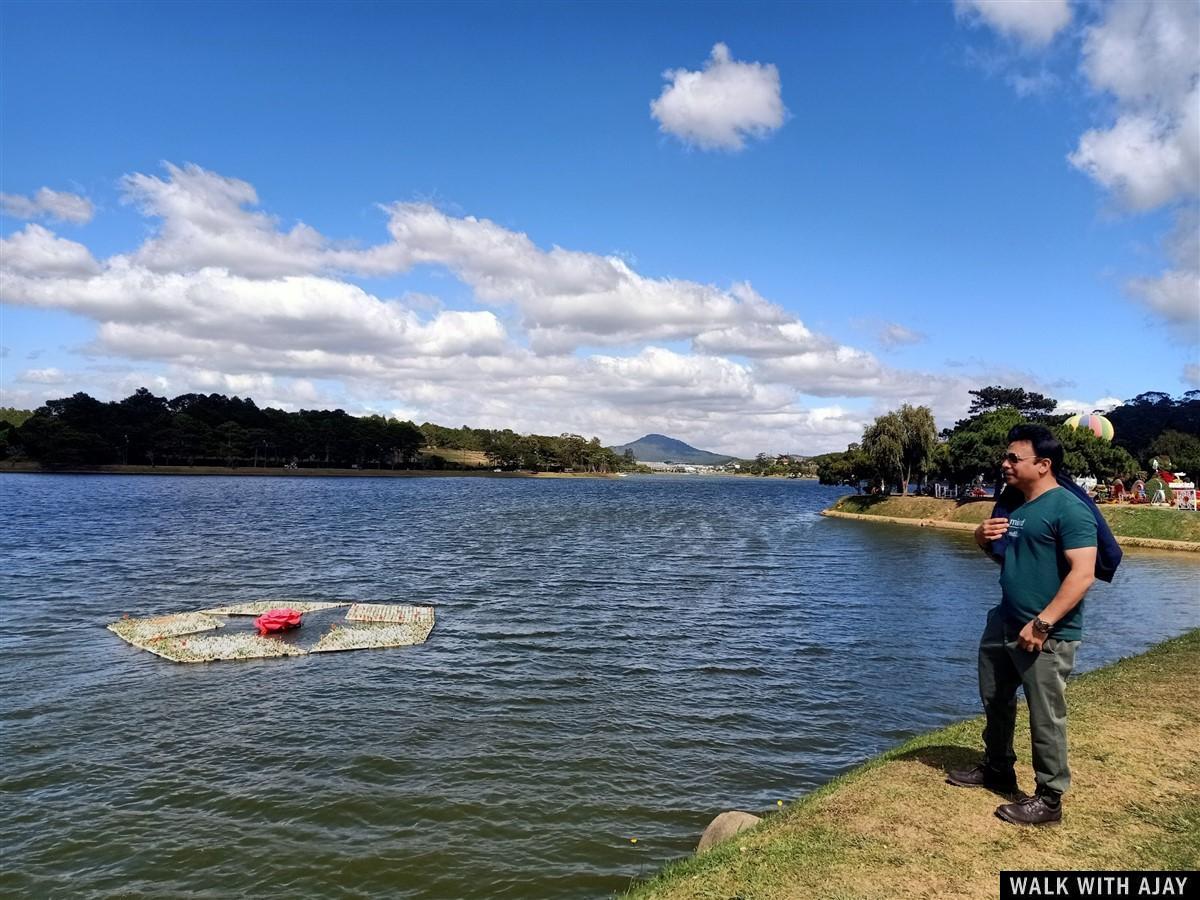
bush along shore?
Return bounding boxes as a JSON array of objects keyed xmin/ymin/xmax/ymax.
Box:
[
  {"xmin": 822, "ymin": 495, "xmax": 1200, "ymax": 551},
  {"xmin": 629, "ymin": 629, "xmax": 1200, "ymax": 899}
]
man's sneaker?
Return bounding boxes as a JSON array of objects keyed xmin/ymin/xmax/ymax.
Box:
[
  {"xmin": 995, "ymin": 794, "xmax": 1062, "ymax": 826},
  {"xmin": 946, "ymin": 764, "xmax": 1018, "ymax": 794}
]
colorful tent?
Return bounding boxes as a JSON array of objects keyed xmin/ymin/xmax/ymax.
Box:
[{"xmin": 1064, "ymin": 413, "xmax": 1114, "ymax": 441}]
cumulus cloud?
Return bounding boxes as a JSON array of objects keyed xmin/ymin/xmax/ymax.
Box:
[
  {"xmin": 0, "ymin": 187, "xmax": 94, "ymax": 224},
  {"xmin": 1054, "ymin": 396, "xmax": 1123, "ymax": 415},
  {"xmin": 1184, "ymin": 363, "xmax": 1200, "ymax": 388},
  {"xmin": 16, "ymin": 367, "xmax": 70, "ymax": 384},
  {"xmin": 1124, "ymin": 208, "xmax": 1200, "ymax": 334},
  {"xmin": 1126, "ymin": 269, "xmax": 1199, "ymax": 329},
  {"xmin": 954, "ymin": 0, "xmax": 1072, "ymax": 47},
  {"xmin": 1068, "ymin": 0, "xmax": 1200, "ymax": 211},
  {"xmin": 650, "ymin": 43, "xmax": 786, "ymax": 151},
  {"xmin": 1070, "ymin": 100, "xmax": 1200, "ymax": 210},
  {"xmin": 348, "ymin": 201, "xmax": 793, "ymax": 351},
  {"xmin": 961, "ymin": 1, "xmax": 1199, "ymax": 347},
  {"xmin": 0, "ymin": 161, "xmax": 988, "ymax": 453},
  {"xmin": 0, "ymin": 224, "xmax": 101, "ymax": 277},
  {"xmin": 120, "ymin": 163, "xmax": 327, "ymax": 277},
  {"xmin": 1, "ymin": 262, "xmax": 510, "ymax": 361}
]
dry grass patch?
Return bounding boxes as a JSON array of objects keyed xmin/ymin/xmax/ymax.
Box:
[
  {"xmin": 419, "ymin": 447, "xmax": 490, "ymax": 467},
  {"xmin": 833, "ymin": 496, "xmax": 951, "ymax": 520},
  {"xmin": 631, "ymin": 630, "xmax": 1200, "ymax": 900}
]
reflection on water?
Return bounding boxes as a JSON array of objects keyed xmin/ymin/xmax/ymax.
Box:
[{"xmin": 2, "ymin": 473, "xmax": 1196, "ymax": 897}]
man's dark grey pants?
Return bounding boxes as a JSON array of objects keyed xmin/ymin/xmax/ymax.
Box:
[{"xmin": 978, "ymin": 605, "xmax": 1078, "ymax": 797}]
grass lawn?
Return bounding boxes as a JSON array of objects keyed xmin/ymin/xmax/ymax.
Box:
[
  {"xmin": 1099, "ymin": 505, "xmax": 1200, "ymax": 543},
  {"xmin": 629, "ymin": 630, "xmax": 1200, "ymax": 899}
]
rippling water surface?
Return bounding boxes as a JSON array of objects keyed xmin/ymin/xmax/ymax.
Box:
[{"xmin": 2, "ymin": 473, "xmax": 1197, "ymax": 898}]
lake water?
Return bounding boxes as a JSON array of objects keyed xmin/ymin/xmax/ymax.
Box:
[{"xmin": 2, "ymin": 473, "xmax": 1197, "ymax": 898}]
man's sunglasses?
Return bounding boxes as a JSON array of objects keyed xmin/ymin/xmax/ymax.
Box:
[{"xmin": 1001, "ymin": 452, "xmax": 1043, "ymax": 465}]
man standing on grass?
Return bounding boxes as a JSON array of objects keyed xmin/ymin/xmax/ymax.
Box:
[{"xmin": 948, "ymin": 424, "xmax": 1098, "ymax": 826}]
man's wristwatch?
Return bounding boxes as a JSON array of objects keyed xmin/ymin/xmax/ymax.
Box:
[{"xmin": 1032, "ymin": 617, "xmax": 1053, "ymax": 636}]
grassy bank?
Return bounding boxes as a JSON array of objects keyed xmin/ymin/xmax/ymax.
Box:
[
  {"xmin": 826, "ymin": 495, "xmax": 1200, "ymax": 546},
  {"xmin": 630, "ymin": 629, "xmax": 1200, "ymax": 899}
]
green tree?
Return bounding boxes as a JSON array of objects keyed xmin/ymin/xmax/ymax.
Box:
[
  {"xmin": 939, "ymin": 408, "xmax": 1024, "ymax": 488},
  {"xmin": 1107, "ymin": 392, "xmax": 1200, "ymax": 462},
  {"xmin": 1148, "ymin": 430, "xmax": 1200, "ymax": 483},
  {"xmin": 1054, "ymin": 425, "xmax": 1138, "ymax": 481},
  {"xmin": 861, "ymin": 404, "xmax": 937, "ymax": 493},
  {"xmin": 215, "ymin": 421, "xmax": 248, "ymax": 467},
  {"xmin": 967, "ymin": 386, "xmax": 1057, "ymax": 418},
  {"xmin": 0, "ymin": 408, "xmax": 33, "ymax": 428},
  {"xmin": 815, "ymin": 444, "xmax": 875, "ymax": 486}
]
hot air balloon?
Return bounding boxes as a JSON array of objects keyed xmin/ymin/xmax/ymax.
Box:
[{"xmin": 1064, "ymin": 413, "xmax": 1114, "ymax": 442}]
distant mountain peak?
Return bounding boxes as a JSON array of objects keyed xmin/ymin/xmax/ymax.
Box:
[{"xmin": 608, "ymin": 433, "xmax": 733, "ymax": 465}]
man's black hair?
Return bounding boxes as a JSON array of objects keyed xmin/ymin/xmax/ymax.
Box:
[{"xmin": 1007, "ymin": 423, "xmax": 1064, "ymax": 475}]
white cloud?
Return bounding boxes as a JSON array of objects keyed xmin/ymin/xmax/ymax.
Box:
[
  {"xmin": 876, "ymin": 322, "xmax": 927, "ymax": 348},
  {"xmin": 120, "ymin": 162, "xmax": 327, "ymax": 277},
  {"xmin": 1070, "ymin": 98, "xmax": 1200, "ymax": 211},
  {"xmin": 1184, "ymin": 363, "xmax": 1200, "ymax": 388},
  {"xmin": 693, "ymin": 321, "xmax": 825, "ymax": 357},
  {"xmin": 354, "ymin": 201, "xmax": 793, "ymax": 351},
  {"xmin": 0, "ymin": 187, "xmax": 94, "ymax": 224},
  {"xmin": 1068, "ymin": 0, "xmax": 1200, "ymax": 211},
  {"xmin": 0, "ymin": 224, "xmax": 101, "ymax": 277},
  {"xmin": 1, "ymin": 263, "xmax": 511, "ymax": 361},
  {"xmin": 16, "ymin": 367, "xmax": 70, "ymax": 384},
  {"xmin": 0, "ymin": 161, "xmax": 998, "ymax": 454},
  {"xmin": 1054, "ymin": 396, "xmax": 1123, "ymax": 415},
  {"xmin": 1006, "ymin": 69, "xmax": 1059, "ymax": 97},
  {"xmin": 650, "ymin": 43, "xmax": 786, "ymax": 151},
  {"xmin": 1078, "ymin": 0, "xmax": 1197, "ymax": 104},
  {"xmin": 1124, "ymin": 208, "xmax": 1200, "ymax": 334},
  {"xmin": 954, "ymin": 0, "xmax": 1072, "ymax": 47},
  {"xmin": 1126, "ymin": 269, "xmax": 1199, "ymax": 329}
]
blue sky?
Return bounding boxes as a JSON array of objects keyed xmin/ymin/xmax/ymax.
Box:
[{"xmin": 1, "ymin": 0, "xmax": 1196, "ymax": 454}]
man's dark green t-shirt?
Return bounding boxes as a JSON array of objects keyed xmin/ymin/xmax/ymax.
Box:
[{"xmin": 998, "ymin": 486, "xmax": 1097, "ymax": 640}]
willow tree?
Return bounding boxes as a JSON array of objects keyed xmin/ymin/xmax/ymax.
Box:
[{"xmin": 862, "ymin": 404, "xmax": 938, "ymax": 494}]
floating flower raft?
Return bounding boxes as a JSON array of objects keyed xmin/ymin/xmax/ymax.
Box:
[
  {"xmin": 311, "ymin": 619, "xmax": 435, "ymax": 653},
  {"xmin": 135, "ymin": 632, "xmax": 308, "ymax": 663},
  {"xmin": 107, "ymin": 612, "xmax": 224, "ymax": 643},
  {"xmin": 199, "ymin": 600, "xmax": 350, "ymax": 616},
  {"xmin": 346, "ymin": 603, "xmax": 435, "ymax": 624},
  {"xmin": 108, "ymin": 602, "xmax": 435, "ymax": 663}
]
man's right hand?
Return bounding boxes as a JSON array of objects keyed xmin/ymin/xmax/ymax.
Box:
[{"xmin": 976, "ymin": 517, "xmax": 1010, "ymax": 547}]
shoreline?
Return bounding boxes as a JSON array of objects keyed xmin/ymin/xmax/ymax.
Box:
[
  {"xmin": 821, "ymin": 494, "xmax": 1200, "ymax": 553},
  {"xmin": 821, "ymin": 508, "xmax": 1200, "ymax": 552},
  {"xmin": 0, "ymin": 463, "xmax": 620, "ymax": 480},
  {"xmin": 630, "ymin": 628, "xmax": 1200, "ymax": 898}
]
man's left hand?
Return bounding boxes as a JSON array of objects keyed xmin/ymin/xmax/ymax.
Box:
[{"xmin": 1017, "ymin": 620, "xmax": 1046, "ymax": 653}]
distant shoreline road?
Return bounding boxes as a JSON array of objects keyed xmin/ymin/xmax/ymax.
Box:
[
  {"xmin": 0, "ymin": 462, "xmax": 619, "ymax": 480},
  {"xmin": 822, "ymin": 494, "xmax": 1200, "ymax": 553}
]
